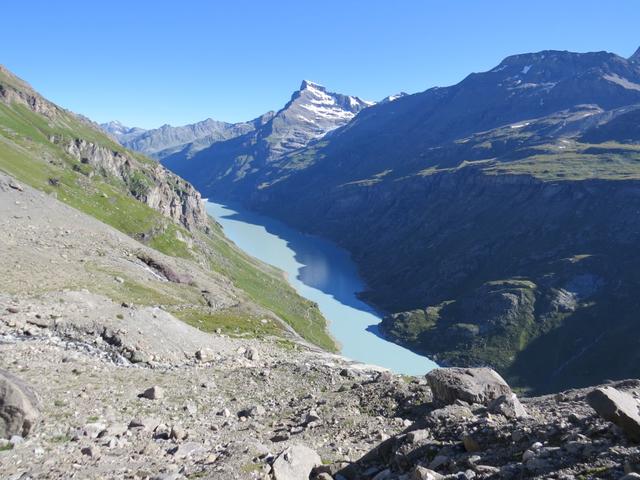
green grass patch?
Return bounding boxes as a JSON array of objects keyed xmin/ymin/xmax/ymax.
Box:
[{"xmin": 172, "ymin": 307, "xmax": 285, "ymax": 338}]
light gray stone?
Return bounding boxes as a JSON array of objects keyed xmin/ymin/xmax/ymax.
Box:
[
  {"xmin": 272, "ymin": 444, "xmax": 321, "ymax": 480},
  {"xmin": 139, "ymin": 385, "xmax": 164, "ymax": 400},
  {"xmin": 0, "ymin": 369, "xmax": 40, "ymax": 439},
  {"xmin": 587, "ymin": 387, "xmax": 640, "ymax": 442},
  {"xmin": 426, "ymin": 368, "xmax": 515, "ymax": 406}
]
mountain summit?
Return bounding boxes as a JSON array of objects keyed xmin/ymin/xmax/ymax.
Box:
[
  {"xmin": 270, "ymin": 80, "xmax": 373, "ymax": 156},
  {"xmin": 161, "ymin": 81, "xmax": 373, "ymax": 193},
  {"xmin": 630, "ymin": 46, "xmax": 640, "ymax": 62}
]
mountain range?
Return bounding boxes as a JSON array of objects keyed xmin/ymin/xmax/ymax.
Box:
[
  {"xmin": 121, "ymin": 47, "xmax": 640, "ymax": 394},
  {"xmin": 5, "ymin": 48, "xmax": 640, "ymax": 480},
  {"xmin": 101, "ymin": 80, "xmax": 374, "ymax": 174}
]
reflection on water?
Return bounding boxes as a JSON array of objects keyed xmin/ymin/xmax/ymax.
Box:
[{"xmin": 206, "ymin": 201, "xmax": 438, "ymax": 376}]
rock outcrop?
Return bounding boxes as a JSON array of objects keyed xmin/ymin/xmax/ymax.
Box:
[
  {"xmin": 587, "ymin": 386, "xmax": 640, "ymax": 442},
  {"xmin": 63, "ymin": 138, "xmax": 208, "ymax": 231},
  {"xmin": 0, "ymin": 369, "xmax": 39, "ymax": 439},
  {"xmin": 426, "ymin": 368, "xmax": 514, "ymax": 406},
  {"xmin": 426, "ymin": 367, "xmax": 527, "ymax": 419},
  {"xmin": 0, "ymin": 65, "xmax": 60, "ymax": 119}
]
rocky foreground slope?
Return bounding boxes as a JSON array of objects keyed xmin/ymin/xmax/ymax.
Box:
[{"xmin": 2, "ymin": 173, "xmax": 640, "ymax": 479}]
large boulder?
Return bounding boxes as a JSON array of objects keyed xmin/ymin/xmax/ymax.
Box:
[
  {"xmin": 587, "ymin": 386, "xmax": 640, "ymax": 442},
  {"xmin": 0, "ymin": 369, "xmax": 40, "ymax": 439},
  {"xmin": 426, "ymin": 367, "xmax": 514, "ymax": 406},
  {"xmin": 272, "ymin": 444, "xmax": 321, "ymax": 480}
]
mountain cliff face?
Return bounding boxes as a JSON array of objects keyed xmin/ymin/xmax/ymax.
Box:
[
  {"xmin": 169, "ymin": 48, "xmax": 640, "ymax": 393},
  {"xmin": 0, "ymin": 65, "xmax": 207, "ymax": 231},
  {"xmin": 161, "ymin": 80, "xmax": 373, "ymax": 195}
]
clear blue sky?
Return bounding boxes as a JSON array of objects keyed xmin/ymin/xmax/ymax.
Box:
[{"xmin": 2, "ymin": 0, "xmax": 638, "ymax": 128}]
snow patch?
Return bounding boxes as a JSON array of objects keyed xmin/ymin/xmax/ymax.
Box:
[{"xmin": 521, "ymin": 65, "xmax": 532, "ymax": 75}]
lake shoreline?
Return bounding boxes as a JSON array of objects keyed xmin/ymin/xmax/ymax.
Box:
[{"xmin": 205, "ymin": 200, "xmax": 438, "ymax": 376}]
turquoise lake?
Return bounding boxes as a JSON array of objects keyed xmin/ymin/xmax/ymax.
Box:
[{"xmin": 206, "ymin": 201, "xmax": 437, "ymax": 376}]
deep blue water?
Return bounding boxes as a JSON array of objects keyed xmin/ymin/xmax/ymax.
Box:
[{"xmin": 206, "ymin": 201, "xmax": 437, "ymax": 376}]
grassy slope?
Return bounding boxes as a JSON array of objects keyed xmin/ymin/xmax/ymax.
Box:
[{"xmin": 0, "ymin": 69, "xmax": 336, "ymax": 352}]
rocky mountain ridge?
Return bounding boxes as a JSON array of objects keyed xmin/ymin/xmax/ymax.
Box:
[{"xmin": 102, "ymin": 113, "xmax": 275, "ymax": 160}]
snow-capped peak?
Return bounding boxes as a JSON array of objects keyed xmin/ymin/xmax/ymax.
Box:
[
  {"xmin": 260, "ymin": 81, "xmax": 374, "ymax": 157},
  {"xmin": 300, "ymin": 79, "xmax": 325, "ymax": 91},
  {"xmin": 380, "ymin": 92, "xmax": 409, "ymax": 103}
]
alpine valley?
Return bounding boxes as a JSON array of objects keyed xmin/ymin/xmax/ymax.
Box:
[
  {"xmin": 5, "ymin": 39, "xmax": 640, "ymax": 480},
  {"xmin": 117, "ymin": 47, "xmax": 640, "ymax": 395}
]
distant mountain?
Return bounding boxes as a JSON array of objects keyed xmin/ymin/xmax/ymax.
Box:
[
  {"xmin": 630, "ymin": 46, "xmax": 640, "ymax": 62},
  {"xmin": 100, "ymin": 114, "xmax": 274, "ymax": 160},
  {"xmin": 100, "ymin": 120, "xmax": 146, "ymax": 139},
  {"xmin": 169, "ymin": 47, "xmax": 640, "ymax": 393},
  {"xmin": 161, "ymin": 80, "xmax": 374, "ymax": 193}
]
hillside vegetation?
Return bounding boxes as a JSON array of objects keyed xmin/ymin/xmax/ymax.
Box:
[{"xmin": 0, "ymin": 65, "xmax": 336, "ymax": 352}]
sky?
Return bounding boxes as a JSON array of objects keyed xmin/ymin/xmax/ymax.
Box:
[{"xmin": 2, "ymin": 0, "xmax": 639, "ymax": 129}]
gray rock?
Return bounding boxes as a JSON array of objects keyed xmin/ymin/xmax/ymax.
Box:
[
  {"xmin": 245, "ymin": 347, "xmax": 259, "ymax": 361},
  {"xmin": 239, "ymin": 405, "xmax": 266, "ymax": 418},
  {"xmin": 430, "ymin": 403, "xmax": 474, "ymax": 422},
  {"xmin": 170, "ymin": 441, "xmax": 206, "ymax": 459},
  {"xmin": 587, "ymin": 387, "xmax": 640, "ymax": 442},
  {"xmin": 429, "ymin": 455, "xmax": 449, "ymax": 470},
  {"xmin": 272, "ymin": 444, "xmax": 321, "ymax": 480},
  {"xmin": 139, "ymin": 385, "xmax": 164, "ymax": 400},
  {"xmin": 488, "ymin": 393, "xmax": 528, "ymax": 419},
  {"xmin": 0, "ymin": 369, "xmax": 40, "ymax": 439},
  {"xmin": 170, "ymin": 425, "xmax": 188, "ymax": 441},
  {"xmin": 407, "ymin": 428, "xmax": 430, "ymax": 443},
  {"xmin": 184, "ymin": 401, "xmax": 197, "ymax": 415},
  {"xmin": 426, "ymin": 368, "xmax": 515, "ymax": 406},
  {"xmin": 412, "ymin": 466, "xmax": 444, "ymax": 480},
  {"xmin": 195, "ymin": 349, "xmax": 213, "ymax": 362},
  {"xmin": 128, "ymin": 417, "xmax": 161, "ymax": 431},
  {"xmin": 82, "ymin": 422, "xmax": 107, "ymax": 439},
  {"xmin": 81, "ymin": 445, "xmax": 101, "ymax": 459},
  {"xmin": 150, "ymin": 475, "xmax": 183, "ymax": 480}
]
